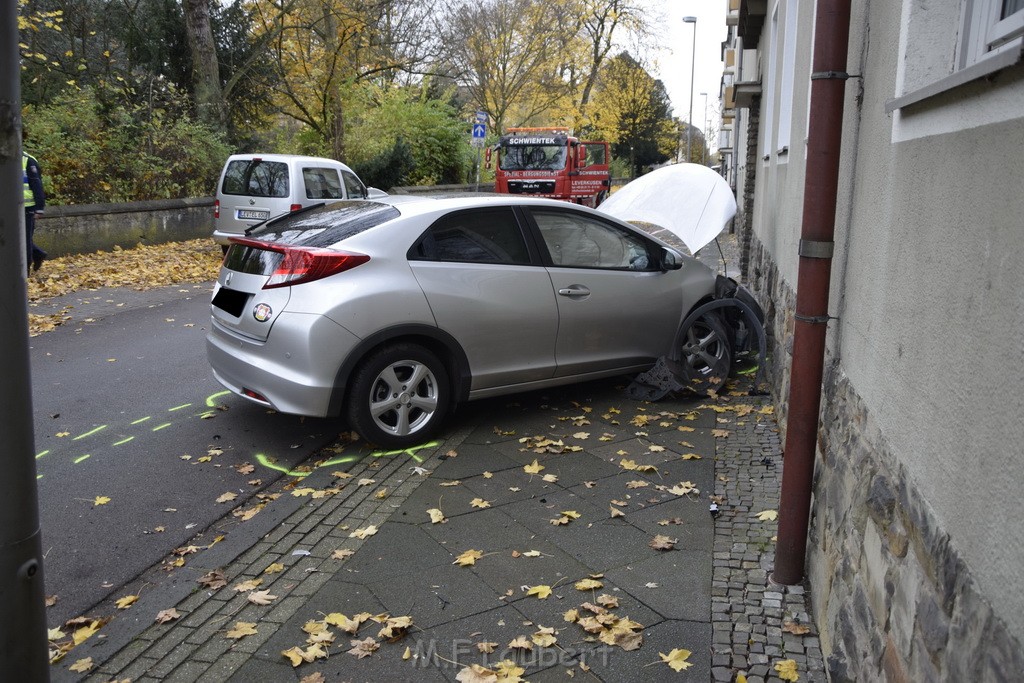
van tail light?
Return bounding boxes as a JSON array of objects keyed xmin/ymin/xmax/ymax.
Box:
[
  {"xmin": 290, "ymin": 204, "xmax": 302, "ymax": 212},
  {"xmin": 214, "ymin": 199, "xmax": 220, "ymax": 219},
  {"xmin": 228, "ymin": 237, "xmax": 370, "ymax": 289}
]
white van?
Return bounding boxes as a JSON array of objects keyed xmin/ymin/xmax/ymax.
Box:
[{"xmin": 213, "ymin": 154, "xmax": 382, "ymax": 246}]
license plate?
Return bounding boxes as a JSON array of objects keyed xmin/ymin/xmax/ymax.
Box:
[
  {"xmin": 212, "ymin": 286, "xmax": 248, "ymax": 318},
  {"xmin": 237, "ymin": 209, "xmax": 269, "ymax": 220}
]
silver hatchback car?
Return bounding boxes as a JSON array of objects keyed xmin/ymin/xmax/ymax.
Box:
[{"xmin": 206, "ymin": 194, "xmax": 734, "ymax": 447}]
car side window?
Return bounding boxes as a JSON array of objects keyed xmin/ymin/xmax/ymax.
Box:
[
  {"xmin": 531, "ymin": 210, "xmax": 653, "ymax": 270},
  {"xmin": 303, "ymin": 167, "xmax": 344, "ymax": 199},
  {"xmin": 341, "ymin": 170, "xmax": 367, "ymax": 199},
  {"xmin": 411, "ymin": 208, "xmax": 532, "ymax": 265}
]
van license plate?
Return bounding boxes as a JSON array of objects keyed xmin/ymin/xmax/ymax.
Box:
[{"xmin": 237, "ymin": 209, "xmax": 269, "ymax": 220}]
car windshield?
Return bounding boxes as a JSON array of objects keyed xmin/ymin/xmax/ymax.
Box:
[
  {"xmin": 249, "ymin": 201, "xmax": 400, "ymax": 248},
  {"xmin": 499, "ymin": 140, "xmax": 568, "ymax": 171}
]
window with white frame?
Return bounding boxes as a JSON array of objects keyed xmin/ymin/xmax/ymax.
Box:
[
  {"xmin": 776, "ymin": 0, "xmax": 799, "ymax": 156},
  {"xmin": 888, "ymin": 0, "xmax": 1024, "ymax": 112},
  {"xmin": 761, "ymin": 3, "xmax": 778, "ymax": 159},
  {"xmin": 960, "ymin": 0, "xmax": 1024, "ymax": 69}
]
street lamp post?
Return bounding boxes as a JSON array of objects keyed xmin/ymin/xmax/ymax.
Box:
[
  {"xmin": 683, "ymin": 15, "xmax": 697, "ymax": 163},
  {"xmin": 700, "ymin": 91, "xmax": 708, "ymax": 165}
]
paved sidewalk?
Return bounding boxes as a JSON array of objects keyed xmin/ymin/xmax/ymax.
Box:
[{"xmin": 59, "ymin": 374, "xmax": 825, "ymax": 683}]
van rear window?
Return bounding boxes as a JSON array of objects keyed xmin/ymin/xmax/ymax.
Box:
[{"xmin": 222, "ymin": 160, "xmax": 289, "ymax": 197}]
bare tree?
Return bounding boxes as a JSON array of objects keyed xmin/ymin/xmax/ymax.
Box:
[{"xmin": 442, "ymin": 0, "xmax": 566, "ymax": 133}]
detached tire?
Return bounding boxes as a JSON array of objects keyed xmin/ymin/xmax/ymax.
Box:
[
  {"xmin": 677, "ymin": 312, "xmax": 733, "ymax": 393},
  {"xmin": 346, "ymin": 343, "xmax": 449, "ymax": 449}
]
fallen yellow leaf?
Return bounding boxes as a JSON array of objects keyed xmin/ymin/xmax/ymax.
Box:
[
  {"xmin": 233, "ymin": 578, "xmax": 263, "ymax": 592},
  {"xmin": 93, "ymin": 496, "xmax": 110, "ymax": 506},
  {"xmin": 247, "ymin": 590, "xmax": 278, "ymax": 605},
  {"xmin": 68, "ymin": 657, "xmax": 93, "ymax": 673},
  {"xmin": 427, "ymin": 508, "xmax": 446, "ymax": 524},
  {"xmin": 114, "ymin": 594, "xmax": 138, "ymax": 610},
  {"xmin": 526, "ymin": 585, "xmax": 552, "ymax": 599},
  {"xmin": 757, "ymin": 509, "xmax": 779, "ymax": 521},
  {"xmin": 225, "ymin": 621, "xmax": 258, "ymax": 639},
  {"xmin": 349, "ymin": 525, "xmax": 379, "ymax": 539},
  {"xmin": 454, "ymin": 549, "xmax": 484, "ymax": 567},
  {"xmin": 523, "ymin": 460, "xmax": 545, "ymax": 475},
  {"xmin": 775, "ymin": 659, "xmax": 800, "ymax": 681},
  {"xmin": 660, "ymin": 648, "xmax": 693, "ymax": 671}
]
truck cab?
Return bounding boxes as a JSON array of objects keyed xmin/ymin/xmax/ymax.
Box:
[{"xmin": 494, "ymin": 128, "xmax": 611, "ymax": 207}]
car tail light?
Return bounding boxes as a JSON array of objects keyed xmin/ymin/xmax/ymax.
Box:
[
  {"xmin": 290, "ymin": 204, "xmax": 302, "ymax": 212},
  {"xmin": 229, "ymin": 237, "xmax": 369, "ymax": 289},
  {"xmin": 214, "ymin": 199, "xmax": 220, "ymax": 219}
]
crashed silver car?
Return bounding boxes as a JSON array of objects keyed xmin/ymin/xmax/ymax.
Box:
[{"xmin": 206, "ymin": 164, "xmax": 762, "ymax": 447}]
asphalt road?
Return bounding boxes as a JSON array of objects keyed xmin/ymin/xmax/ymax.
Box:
[{"xmin": 29, "ymin": 282, "xmax": 340, "ymax": 625}]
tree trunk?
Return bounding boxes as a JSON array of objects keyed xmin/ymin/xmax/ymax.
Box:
[{"xmin": 182, "ymin": 0, "xmax": 226, "ymax": 134}]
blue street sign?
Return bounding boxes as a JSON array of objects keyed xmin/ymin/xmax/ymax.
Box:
[
  {"xmin": 475, "ymin": 111, "xmax": 487, "ymax": 124},
  {"xmin": 472, "ymin": 123, "xmax": 486, "ymax": 138}
]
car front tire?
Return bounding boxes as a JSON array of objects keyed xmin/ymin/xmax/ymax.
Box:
[
  {"xmin": 346, "ymin": 343, "xmax": 449, "ymax": 448},
  {"xmin": 678, "ymin": 312, "xmax": 732, "ymax": 393}
]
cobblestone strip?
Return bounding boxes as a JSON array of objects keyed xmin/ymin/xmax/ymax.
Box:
[
  {"xmin": 711, "ymin": 397, "xmax": 827, "ymax": 683},
  {"xmin": 85, "ymin": 431, "xmax": 465, "ymax": 683}
]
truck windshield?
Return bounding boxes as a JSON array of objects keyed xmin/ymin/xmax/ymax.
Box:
[{"xmin": 499, "ymin": 144, "xmax": 567, "ymax": 171}]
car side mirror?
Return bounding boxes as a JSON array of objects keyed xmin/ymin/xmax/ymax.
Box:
[{"xmin": 661, "ymin": 248, "xmax": 684, "ymax": 271}]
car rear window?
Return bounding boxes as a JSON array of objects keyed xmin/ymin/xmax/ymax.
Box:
[
  {"xmin": 222, "ymin": 159, "xmax": 289, "ymax": 197},
  {"xmin": 247, "ymin": 201, "xmax": 401, "ymax": 248}
]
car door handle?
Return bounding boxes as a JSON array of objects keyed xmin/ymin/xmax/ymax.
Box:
[{"xmin": 558, "ymin": 285, "xmax": 591, "ymax": 298}]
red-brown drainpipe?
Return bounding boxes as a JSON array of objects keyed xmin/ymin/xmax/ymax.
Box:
[{"xmin": 773, "ymin": 0, "xmax": 853, "ymax": 585}]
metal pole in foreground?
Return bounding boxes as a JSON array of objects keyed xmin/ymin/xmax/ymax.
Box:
[
  {"xmin": 0, "ymin": 2, "xmax": 51, "ymax": 679},
  {"xmin": 773, "ymin": 0, "xmax": 853, "ymax": 585}
]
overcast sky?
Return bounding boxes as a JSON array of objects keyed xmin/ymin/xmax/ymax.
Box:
[{"xmin": 639, "ymin": 0, "xmax": 729, "ymax": 137}]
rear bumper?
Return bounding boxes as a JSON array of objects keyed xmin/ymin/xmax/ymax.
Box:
[{"xmin": 206, "ymin": 312, "xmax": 360, "ymax": 417}]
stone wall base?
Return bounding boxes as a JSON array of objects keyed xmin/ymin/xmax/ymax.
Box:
[{"xmin": 747, "ymin": 235, "xmax": 1024, "ymax": 681}]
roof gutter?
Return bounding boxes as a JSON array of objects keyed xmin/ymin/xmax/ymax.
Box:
[{"xmin": 773, "ymin": 0, "xmax": 853, "ymax": 585}]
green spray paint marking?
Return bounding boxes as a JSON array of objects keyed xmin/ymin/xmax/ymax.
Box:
[
  {"xmin": 205, "ymin": 391, "xmax": 231, "ymax": 407},
  {"xmin": 74, "ymin": 454, "xmax": 92, "ymax": 464},
  {"xmin": 37, "ymin": 474, "xmax": 43, "ymax": 480},
  {"xmin": 168, "ymin": 403, "xmax": 192, "ymax": 412},
  {"xmin": 73, "ymin": 425, "xmax": 108, "ymax": 441},
  {"xmin": 113, "ymin": 437, "xmax": 135, "ymax": 446},
  {"xmin": 255, "ymin": 441, "xmax": 440, "ymax": 478},
  {"xmin": 152, "ymin": 423, "xmax": 172, "ymax": 432},
  {"xmin": 35, "ymin": 450, "xmax": 49, "ymax": 459},
  {"xmin": 131, "ymin": 416, "xmax": 152, "ymax": 425}
]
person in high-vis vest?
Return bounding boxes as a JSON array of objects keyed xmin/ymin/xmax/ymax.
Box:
[{"xmin": 23, "ymin": 148, "xmax": 47, "ymax": 275}]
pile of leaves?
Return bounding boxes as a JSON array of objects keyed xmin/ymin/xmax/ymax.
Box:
[
  {"xmin": 278, "ymin": 611, "xmax": 415, "ymax": 668},
  {"xmin": 27, "ymin": 239, "xmax": 223, "ymax": 335}
]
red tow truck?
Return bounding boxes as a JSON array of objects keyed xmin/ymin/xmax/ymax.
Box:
[{"xmin": 492, "ymin": 127, "xmax": 612, "ymax": 207}]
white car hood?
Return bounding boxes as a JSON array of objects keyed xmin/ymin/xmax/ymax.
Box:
[{"xmin": 596, "ymin": 163, "xmax": 737, "ymax": 254}]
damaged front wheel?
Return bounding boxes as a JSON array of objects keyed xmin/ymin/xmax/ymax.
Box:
[{"xmin": 677, "ymin": 312, "xmax": 732, "ymax": 393}]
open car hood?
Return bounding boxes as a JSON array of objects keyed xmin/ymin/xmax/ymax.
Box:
[{"xmin": 596, "ymin": 163, "xmax": 737, "ymax": 254}]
